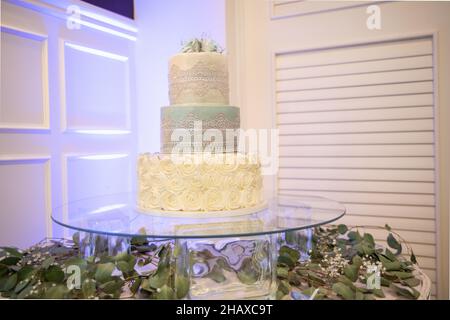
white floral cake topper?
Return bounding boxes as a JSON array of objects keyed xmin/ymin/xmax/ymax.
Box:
[{"xmin": 180, "ymin": 37, "xmax": 224, "ymax": 53}]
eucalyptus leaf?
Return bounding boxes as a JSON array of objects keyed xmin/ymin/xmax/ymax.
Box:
[
  {"xmin": 279, "ymin": 246, "xmax": 300, "ymax": 263},
  {"xmin": 237, "ymin": 259, "xmax": 259, "ymax": 285},
  {"xmin": 14, "ymin": 279, "xmax": 30, "ymax": 293},
  {"xmin": 410, "ymin": 251, "xmax": 418, "ymax": 264},
  {"xmin": 17, "ymin": 266, "xmax": 34, "ymax": 281},
  {"xmin": 95, "ymin": 263, "xmax": 115, "ymax": 284},
  {"xmin": 113, "ymin": 252, "xmax": 131, "ymax": 262},
  {"xmin": 237, "ymin": 268, "xmax": 258, "ymax": 285},
  {"xmin": 376, "ymin": 253, "xmax": 393, "ymax": 265},
  {"xmin": 44, "ymin": 266, "xmax": 65, "ymax": 283},
  {"xmin": 390, "ymin": 283, "xmax": 420, "ymax": 299},
  {"xmin": 287, "ymin": 271, "xmax": 302, "ymax": 286},
  {"xmin": 216, "ymin": 258, "xmax": 233, "ymax": 272},
  {"xmin": 355, "ymin": 291, "xmax": 365, "ymax": 300},
  {"xmin": 383, "ymin": 260, "xmax": 402, "ymax": 271},
  {"xmin": 72, "ymin": 232, "xmax": 80, "ymax": 245},
  {"xmin": 278, "ymin": 279, "xmax": 291, "ymax": 295},
  {"xmin": 372, "ymin": 288, "xmax": 385, "ymax": 298},
  {"xmin": 277, "ymin": 254, "xmax": 296, "ymax": 268},
  {"xmin": 364, "ymin": 293, "xmax": 376, "ymax": 300},
  {"xmin": 42, "ymin": 257, "xmax": 55, "ymax": 269},
  {"xmin": 44, "ymin": 284, "xmax": 69, "ymax": 299},
  {"xmin": 285, "ymin": 231, "xmax": 296, "ymax": 245},
  {"xmin": 402, "ymin": 277, "xmax": 420, "ymax": 288},
  {"xmin": 0, "ymin": 247, "xmax": 23, "ymax": 258},
  {"xmin": 347, "ymin": 231, "xmax": 362, "ymax": 243},
  {"xmin": 385, "ymin": 271, "xmax": 414, "ymax": 280},
  {"xmin": 130, "ymin": 236, "xmax": 147, "ymax": 247},
  {"xmin": 344, "ymin": 264, "xmax": 359, "ymax": 282},
  {"xmin": 140, "ymin": 278, "xmax": 154, "ymax": 293},
  {"xmin": 0, "ymin": 273, "xmax": 17, "ymax": 292},
  {"xmin": 82, "ymin": 279, "xmax": 97, "ymax": 298},
  {"xmin": 1, "ymin": 256, "xmax": 21, "ymax": 266},
  {"xmin": 384, "ymin": 248, "xmax": 397, "ymax": 261},
  {"xmin": 116, "ymin": 260, "xmax": 133, "ymax": 275},
  {"xmin": 155, "ymin": 284, "xmax": 174, "ymax": 300},
  {"xmin": 332, "ymin": 282, "xmax": 354, "ymax": 300},
  {"xmin": 16, "ymin": 282, "xmax": 33, "ymax": 299},
  {"xmin": 149, "ymin": 268, "xmax": 169, "ymax": 288},
  {"xmin": 134, "ymin": 244, "xmax": 157, "ymax": 253},
  {"xmin": 352, "ymin": 255, "xmax": 362, "ymax": 268},
  {"xmin": 175, "ymin": 275, "xmax": 189, "ymax": 299},
  {"xmin": 0, "ymin": 265, "xmax": 8, "ymax": 277},
  {"xmin": 307, "ymin": 271, "xmax": 325, "ymax": 285},
  {"xmin": 276, "ymin": 290, "xmax": 286, "ymax": 300},
  {"xmin": 387, "ymin": 233, "xmax": 402, "ymax": 255},
  {"xmin": 130, "ymin": 278, "xmax": 142, "ymax": 295},
  {"xmin": 277, "ymin": 267, "xmax": 289, "ymax": 279},
  {"xmin": 64, "ymin": 257, "xmax": 87, "ymax": 270},
  {"xmin": 355, "ymin": 243, "xmax": 374, "ymax": 256},
  {"xmin": 337, "ymin": 275, "xmax": 356, "ymax": 289},
  {"xmin": 100, "ymin": 279, "xmax": 124, "ymax": 297},
  {"xmin": 363, "ymin": 233, "xmax": 375, "ymax": 247},
  {"xmin": 381, "ymin": 277, "xmax": 391, "ymax": 287},
  {"xmin": 337, "ymin": 224, "xmax": 348, "ymax": 234}
]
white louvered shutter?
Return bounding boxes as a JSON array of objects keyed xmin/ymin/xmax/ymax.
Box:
[{"xmin": 276, "ymin": 36, "xmax": 437, "ymax": 296}]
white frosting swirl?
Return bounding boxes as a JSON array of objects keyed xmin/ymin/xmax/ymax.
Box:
[
  {"xmin": 161, "ymin": 191, "xmax": 181, "ymax": 211},
  {"xmin": 204, "ymin": 188, "xmax": 225, "ymax": 211},
  {"xmin": 178, "ymin": 162, "xmax": 197, "ymax": 177},
  {"xmin": 142, "ymin": 187, "xmax": 161, "ymax": 209},
  {"xmin": 225, "ymin": 189, "xmax": 242, "ymax": 210},
  {"xmin": 160, "ymin": 158, "xmax": 177, "ymax": 176},
  {"xmin": 165, "ymin": 176, "xmax": 186, "ymax": 192},
  {"xmin": 181, "ymin": 188, "xmax": 203, "ymax": 211}
]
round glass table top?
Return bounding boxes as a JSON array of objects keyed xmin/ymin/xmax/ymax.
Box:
[{"xmin": 51, "ymin": 193, "xmax": 345, "ymax": 239}]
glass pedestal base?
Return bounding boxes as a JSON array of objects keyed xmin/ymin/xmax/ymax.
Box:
[
  {"xmin": 53, "ymin": 193, "xmax": 345, "ymax": 300},
  {"xmin": 180, "ymin": 235, "xmax": 277, "ymax": 300}
]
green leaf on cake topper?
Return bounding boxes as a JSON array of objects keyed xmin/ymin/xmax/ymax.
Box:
[{"xmin": 180, "ymin": 37, "xmax": 224, "ymax": 53}]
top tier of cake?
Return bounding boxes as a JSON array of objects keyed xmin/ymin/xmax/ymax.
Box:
[{"xmin": 168, "ymin": 52, "xmax": 229, "ymax": 106}]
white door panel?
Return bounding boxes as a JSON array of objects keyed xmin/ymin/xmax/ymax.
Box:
[
  {"xmin": 62, "ymin": 42, "xmax": 131, "ymax": 132},
  {"xmin": 1, "ymin": 26, "xmax": 49, "ymax": 129},
  {"xmin": 0, "ymin": 158, "xmax": 51, "ymax": 249},
  {"xmin": 0, "ymin": 0, "xmax": 137, "ymax": 246}
]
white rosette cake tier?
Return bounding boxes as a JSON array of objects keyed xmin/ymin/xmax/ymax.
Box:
[{"xmin": 137, "ymin": 153, "xmax": 267, "ymax": 218}]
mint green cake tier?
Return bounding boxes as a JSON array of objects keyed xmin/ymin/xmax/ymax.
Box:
[{"xmin": 161, "ymin": 105, "xmax": 240, "ymax": 154}]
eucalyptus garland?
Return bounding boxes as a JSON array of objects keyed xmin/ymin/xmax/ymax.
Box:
[
  {"xmin": 0, "ymin": 224, "xmax": 423, "ymax": 300},
  {"xmin": 277, "ymin": 224, "xmax": 421, "ymax": 300}
]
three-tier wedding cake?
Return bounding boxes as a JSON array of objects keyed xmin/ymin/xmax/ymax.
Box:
[{"xmin": 137, "ymin": 39, "xmax": 265, "ymax": 215}]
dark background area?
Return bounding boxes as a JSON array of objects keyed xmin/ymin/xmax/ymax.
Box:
[{"xmin": 82, "ymin": 0, "xmax": 134, "ymax": 19}]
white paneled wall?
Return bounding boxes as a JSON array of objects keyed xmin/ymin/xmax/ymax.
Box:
[
  {"xmin": 0, "ymin": 158, "xmax": 51, "ymax": 249},
  {"xmin": 0, "ymin": 0, "xmax": 137, "ymax": 247},
  {"xmin": 0, "ymin": 26, "xmax": 49, "ymax": 129},
  {"xmin": 275, "ymin": 36, "xmax": 438, "ymax": 294},
  {"xmin": 62, "ymin": 42, "xmax": 131, "ymax": 132},
  {"xmin": 271, "ymin": 0, "xmax": 371, "ymax": 19}
]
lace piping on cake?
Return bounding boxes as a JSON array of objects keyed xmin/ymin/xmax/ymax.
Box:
[
  {"xmin": 161, "ymin": 112, "xmax": 239, "ymax": 131},
  {"xmin": 161, "ymin": 112, "xmax": 239, "ymax": 151},
  {"xmin": 169, "ymin": 60, "xmax": 229, "ymax": 104}
]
